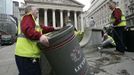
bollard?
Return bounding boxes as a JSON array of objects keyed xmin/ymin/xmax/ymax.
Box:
[{"xmin": 38, "ymin": 25, "xmax": 90, "ymax": 75}]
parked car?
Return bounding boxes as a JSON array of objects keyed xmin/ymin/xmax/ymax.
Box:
[
  {"xmin": 1, "ymin": 34, "xmax": 13, "ymax": 45},
  {"xmin": 0, "ymin": 14, "xmax": 18, "ymax": 45}
]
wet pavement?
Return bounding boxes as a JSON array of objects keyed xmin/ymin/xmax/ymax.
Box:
[{"xmin": 83, "ymin": 48, "xmax": 134, "ymax": 75}]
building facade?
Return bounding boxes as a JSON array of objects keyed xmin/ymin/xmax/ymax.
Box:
[
  {"xmin": 85, "ymin": 0, "xmax": 112, "ymax": 29},
  {"xmin": 120, "ymin": 0, "xmax": 133, "ymax": 16},
  {"xmin": 85, "ymin": 0, "xmax": 133, "ymax": 29},
  {"xmin": 0, "ymin": 0, "xmax": 13, "ymax": 15},
  {"xmin": 19, "ymin": 0, "xmax": 85, "ymax": 32},
  {"xmin": 13, "ymin": 1, "xmax": 21, "ymax": 20},
  {"xmin": 123, "ymin": 0, "xmax": 134, "ymax": 26}
]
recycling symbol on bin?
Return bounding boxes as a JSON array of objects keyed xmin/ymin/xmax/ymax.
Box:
[{"xmin": 70, "ymin": 47, "xmax": 82, "ymax": 62}]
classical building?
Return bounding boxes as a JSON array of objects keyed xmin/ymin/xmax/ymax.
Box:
[
  {"xmin": 20, "ymin": 0, "xmax": 85, "ymax": 32},
  {"xmin": 84, "ymin": 0, "xmax": 133, "ymax": 29}
]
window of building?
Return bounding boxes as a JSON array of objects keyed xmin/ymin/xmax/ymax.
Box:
[{"xmin": 91, "ymin": 0, "xmax": 96, "ymax": 4}]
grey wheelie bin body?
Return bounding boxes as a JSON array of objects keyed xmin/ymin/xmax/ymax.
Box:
[
  {"xmin": 125, "ymin": 26, "xmax": 134, "ymax": 52},
  {"xmin": 38, "ymin": 25, "xmax": 90, "ymax": 75}
]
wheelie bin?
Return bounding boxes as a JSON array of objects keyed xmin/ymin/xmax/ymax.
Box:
[
  {"xmin": 38, "ymin": 25, "xmax": 90, "ymax": 75},
  {"xmin": 125, "ymin": 26, "xmax": 134, "ymax": 52}
]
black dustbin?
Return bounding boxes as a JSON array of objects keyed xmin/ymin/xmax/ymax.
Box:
[
  {"xmin": 125, "ymin": 26, "xmax": 134, "ymax": 52},
  {"xmin": 38, "ymin": 25, "xmax": 90, "ymax": 75}
]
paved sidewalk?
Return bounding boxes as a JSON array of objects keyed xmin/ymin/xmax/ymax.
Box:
[{"xmin": 0, "ymin": 45, "xmax": 18, "ymax": 75}]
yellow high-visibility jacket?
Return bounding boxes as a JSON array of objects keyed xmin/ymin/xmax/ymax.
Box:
[
  {"xmin": 111, "ymin": 13, "xmax": 126, "ymax": 27},
  {"xmin": 15, "ymin": 14, "xmax": 42, "ymax": 58}
]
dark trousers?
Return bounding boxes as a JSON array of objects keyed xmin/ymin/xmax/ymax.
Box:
[
  {"xmin": 112, "ymin": 27, "xmax": 126, "ymax": 52},
  {"xmin": 15, "ymin": 55, "xmax": 41, "ymax": 75}
]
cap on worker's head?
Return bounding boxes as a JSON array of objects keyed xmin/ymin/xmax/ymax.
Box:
[
  {"xmin": 25, "ymin": 5, "xmax": 32, "ymax": 14},
  {"xmin": 24, "ymin": 5, "xmax": 37, "ymax": 14}
]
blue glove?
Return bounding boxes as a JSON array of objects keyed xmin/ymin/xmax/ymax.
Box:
[{"xmin": 124, "ymin": 26, "xmax": 129, "ymax": 31}]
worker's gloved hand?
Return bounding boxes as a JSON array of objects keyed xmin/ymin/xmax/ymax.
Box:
[
  {"xmin": 39, "ymin": 35, "xmax": 49, "ymax": 47},
  {"xmin": 54, "ymin": 27, "xmax": 62, "ymax": 30},
  {"xmin": 124, "ymin": 26, "xmax": 129, "ymax": 31}
]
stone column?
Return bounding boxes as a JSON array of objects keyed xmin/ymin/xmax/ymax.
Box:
[
  {"xmin": 44, "ymin": 9, "xmax": 48, "ymax": 26},
  {"xmin": 80, "ymin": 12, "xmax": 84, "ymax": 32},
  {"xmin": 67, "ymin": 10, "xmax": 70, "ymax": 17},
  {"xmin": 52, "ymin": 9, "xmax": 56, "ymax": 28},
  {"xmin": 74, "ymin": 11, "xmax": 77, "ymax": 30},
  {"xmin": 60, "ymin": 10, "xmax": 63, "ymax": 27},
  {"xmin": 36, "ymin": 12, "xmax": 39, "ymax": 25}
]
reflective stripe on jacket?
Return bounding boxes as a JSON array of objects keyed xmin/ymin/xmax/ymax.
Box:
[
  {"xmin": 15, "ymin": 14, "xmax": 42, "ymax": 58},
  {"xmin": 107, "ymin": 35, "xmax": 115, "ymax": 46}
]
